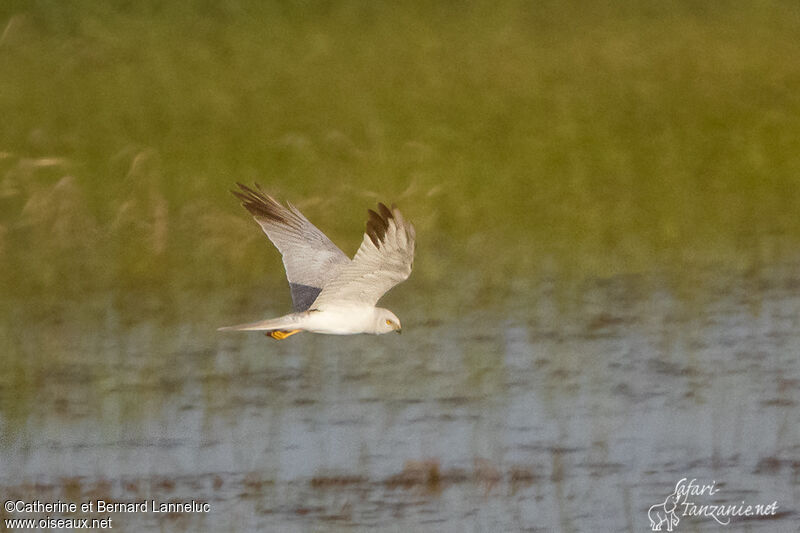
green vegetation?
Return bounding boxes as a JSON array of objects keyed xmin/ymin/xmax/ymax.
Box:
[{"xmin": 2, "ymin": 1, "xmax": 800, "ymax": 303}]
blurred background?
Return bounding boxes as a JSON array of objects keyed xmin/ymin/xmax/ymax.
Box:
[{"xmin": 1, "ymin": 1, "xmax": 798, "ymax": 531}]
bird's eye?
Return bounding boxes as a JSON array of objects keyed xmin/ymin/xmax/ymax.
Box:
[{"xmin": 386, "ymin": 319, "xmax": 392, "ymax": 325}]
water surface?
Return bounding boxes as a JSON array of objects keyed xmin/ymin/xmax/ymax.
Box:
[{"xmin": 2, "ymin": 270, "xmax": 798, "ymax": 531}]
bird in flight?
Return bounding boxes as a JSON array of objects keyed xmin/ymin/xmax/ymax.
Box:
[{"xmin": 219, "ymin": 183, "xmax": 416, "ymax": 339}]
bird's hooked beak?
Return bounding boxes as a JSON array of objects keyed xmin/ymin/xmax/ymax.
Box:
[{"xmin": 393, "ymin": 322, "xmax": 402, "ymax": 334}]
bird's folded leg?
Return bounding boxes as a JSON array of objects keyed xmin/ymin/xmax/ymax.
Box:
[{"xmin": 267, "ymin": 329, "xmax": 301, "ymax": 340}]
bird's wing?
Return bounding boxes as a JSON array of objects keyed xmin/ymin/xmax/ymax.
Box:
[
  {"xmin": 311, "ymin": 203, "xmax": 415, "ymax": 309},
  {"xmin": 232, "ymin": 183, "xmax": 350, "ymax": 311}
]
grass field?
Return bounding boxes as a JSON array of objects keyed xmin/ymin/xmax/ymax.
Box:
[{"xmin": 2, "ymin": 0, "xmax": 800, "ymax": 302}]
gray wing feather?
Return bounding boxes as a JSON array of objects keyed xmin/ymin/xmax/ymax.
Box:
[
  {"xmin": 311, "ymin": 203, "xmax": 415, "ymax": 309},
  {"xmin": 233, "ymin": 183, "xmax": 350, "ymax": 311}
]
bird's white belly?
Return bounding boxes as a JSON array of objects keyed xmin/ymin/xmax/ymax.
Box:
[{"xmin": 303, "ymin": 305, "xmax": 375, "ymax": 335}]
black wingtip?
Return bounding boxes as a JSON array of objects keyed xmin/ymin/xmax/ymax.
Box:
[
  {"xmin": 366, "ymin": 202, "xmax": 396, "ymax": 247},
  {"xmin": 377, "ymin": 202, "xmax": 392, "ymax": 220},
  {"xmin": 231, "ymin": 182, "xmax": 291, "ymax": 225},
  {"xmin": 232, "ymin": 182, "xmax": 263, "ymax": 198}
]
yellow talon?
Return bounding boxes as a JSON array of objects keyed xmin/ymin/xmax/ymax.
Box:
[{"xmin": 267, "ymin": 329, "xmax": 301, "ymax": 340}]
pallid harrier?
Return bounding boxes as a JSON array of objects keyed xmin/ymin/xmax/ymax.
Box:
[{"xmin": 219, "ymin": 183, "xmax": 415, "ymax": 339}]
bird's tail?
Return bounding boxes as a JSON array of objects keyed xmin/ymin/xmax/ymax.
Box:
[{"xmin": 217, "ymin": 312, "xmax": 305, "ymax": 332}]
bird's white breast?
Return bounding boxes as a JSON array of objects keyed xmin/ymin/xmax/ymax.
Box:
[{"xmin": 303, "ymin": 304, "xmax": 377, "ymax": 335}]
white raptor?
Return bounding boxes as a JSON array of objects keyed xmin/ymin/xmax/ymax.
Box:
[{"xmin": 219, "ymin": 183, "xmax": 416, "ymax": 339}]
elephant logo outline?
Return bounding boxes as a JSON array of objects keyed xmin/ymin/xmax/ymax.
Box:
[{"xmin": 648, "ymin": 491, "xmax": 681, "ymax": 531}]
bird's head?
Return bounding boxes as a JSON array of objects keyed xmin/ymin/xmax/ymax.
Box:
[{"xmin": 374, "ymin": 308, "xmax": 402, "ymax": 334}]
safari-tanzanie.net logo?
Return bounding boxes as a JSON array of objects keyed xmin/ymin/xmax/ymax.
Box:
[{"xmin": 648, "ymin": 478, "xmax": 779, "ymax": 531}]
